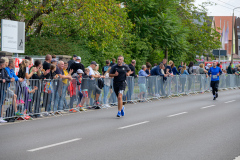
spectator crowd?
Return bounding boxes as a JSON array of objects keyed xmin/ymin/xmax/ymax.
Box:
[{"xmin": 0, "ymin": 54, "xmax": 240, "ymax": 123}]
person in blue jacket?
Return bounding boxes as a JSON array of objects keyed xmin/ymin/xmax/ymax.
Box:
[{"xmin": 208, "ymin": 61, "xmax": 222, "ymax": 100}]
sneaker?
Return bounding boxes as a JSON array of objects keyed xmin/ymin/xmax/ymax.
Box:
[
  {"xmin": 94, "ymin": 101, "xmax": 100, "ymax": 106},
  {"xmin": 76, "ymin": 104, "xmax": 83, "ymax": 108},
  {"xmin": 69, "ymin": 109, "xmax": 77, "ymax": 113},
  {"xmin": 79, "ymin": 108, "xmax": 87, "ymax": 111},
  {"xmin": 95, "ymin": 106, "xmax": 101, "ymax": 109},
  {"xmin": 0, "ymin": 118, "xmax": 7, "ymax": 123},
  {"xmin": 216, "ymin": 93, "xmax": 218, "ymax": 98},
  {"xmin": 117, "ymin": 111, "xmax": 121, "ymax": 117},
  {"xmin": 213, "ymin": 97, "xmax": 216, "ymax": 100},
  {"xmin": 121, "ymin": 106, "xmax": 125, "ymax": 116},
  {"xmin": 15, "ymin": 111, "xmax": 23, "ymax": 116}
]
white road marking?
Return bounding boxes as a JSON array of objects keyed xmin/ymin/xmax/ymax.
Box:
[
  {"xmin": 27, "ymin": 138, "xmax": 81, "ymax": 152},
  {"xmin": 233, "ymin": 155, "xmax": 240, "ymax": 160},
  {"xmin": 225, "ymin": 100, "xmax": 236, "ymax": 104},
  {"xmin": 201, "ymin": 105, "xmax": 215, "ymax": 109},
  {"xmin": 118, "ymin": 121, "xmax": 149, "ymax": 129},
  {"xmin": 167, "ymin": 112, "xmax": 188, "ymax": 118}
]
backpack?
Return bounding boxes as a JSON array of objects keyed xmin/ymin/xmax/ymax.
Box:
[{"xmin": 98, "ymin": 78, "xmax": 104, "ymax": 89}]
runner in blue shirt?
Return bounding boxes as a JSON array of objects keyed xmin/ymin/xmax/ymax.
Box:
[{"xmin": 208, "ymin": 62, "xmax": 222, "ymax": 100}]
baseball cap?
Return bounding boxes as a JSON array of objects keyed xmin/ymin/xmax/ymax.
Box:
[
  {"xmin": 73, "ymin": 55, "xmax": 77, "ymax": 58},
  {"xmin": 77, "ymin": 69, "xmax": 84, "ymax": 74},
  {"xmin": 76, "ymin": 56, "xmax": 81, "ymax": 60},
  {"xmin": 51, "ymin": 59, "xmax": 57, "ymax": 62},
  {"xmin": 91, "ymin": 61, "xmax": 97, "ymax": 65}
]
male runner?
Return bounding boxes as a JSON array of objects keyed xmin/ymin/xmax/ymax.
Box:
[
  {"xmin": 208, "ymin": 61, "xmax": 222, "ymax": 100},
  {"xmin": 109, "ymin": 56, "xmax": 131, "ymax": 117}
]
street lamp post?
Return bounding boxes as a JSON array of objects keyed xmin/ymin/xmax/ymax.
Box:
[{"xmin": 232, "ymin": 7, "xmax": 240, "ymax": 63}]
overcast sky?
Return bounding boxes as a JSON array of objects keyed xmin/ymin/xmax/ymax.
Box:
[{"xmin": 193, "ymin": 0, "xmax": 240, "ymax": 17}]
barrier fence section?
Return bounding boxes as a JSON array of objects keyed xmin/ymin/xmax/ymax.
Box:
[{"xmin": 0, "ymin": 74, "xmax": 240, "ymax": 121}]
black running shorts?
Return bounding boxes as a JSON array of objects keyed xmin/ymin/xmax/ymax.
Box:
[
  {"xmin": 210, "ymin": 81, "xmax": 219, "ymax": 89},
  {"xmin": 113, "ymin": 81, "xmax": 126, "ymax": 97}
]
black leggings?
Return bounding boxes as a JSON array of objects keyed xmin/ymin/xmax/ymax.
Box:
[{"xmin": 211, "ymin": 81, "xmax": 219, "ymax": 95}]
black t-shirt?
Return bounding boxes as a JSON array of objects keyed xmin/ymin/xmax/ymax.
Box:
[
  {"xmin": 43, "ymin": 61, "xmax": 51, "ymax": 79},
  {"xmin": 102, "ymin": 65, "xmax": 110, "ymax": 75},
  {"xmin": 129, "ymin": 63, "xmax": 137, "ymax": 78},
  {"xmin": 109, "ymin": 64, "xmax": 130, "ymax": 83},
  {"xmin": 69, "ymin": 62, "xmax": 85, "ymax": 75},
  {"xmin": 110, "ymin": 63, "xmax": 116, "ymax": 66}
]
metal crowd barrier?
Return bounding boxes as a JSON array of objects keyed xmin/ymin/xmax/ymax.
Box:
[{"xmin": 0, "ymin": 74, "xmax": 240, "ymax": 122}]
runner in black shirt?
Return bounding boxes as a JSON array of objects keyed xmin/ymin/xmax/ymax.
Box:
[{"xmin": 109, "ymin": 56, "xmax": 131, "ymax": 117}]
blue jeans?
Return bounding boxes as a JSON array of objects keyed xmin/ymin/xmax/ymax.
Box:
[
  {"xmin": 59, "ymin": 85, "xmax": 68, "ymax": 110},
  {"xmin": 0, "ymin": 89, "xmax": 6, "ymax": 118},
  {"xmin": 53, "ymin": 90, "xmax": 60, "ymax": 111},
  {"xmin": 126, "ymin": 78, "xmax": 134, "ymax": 101},
  {"xmin": 103, "ymin": 85, "xmax": 110, "ymax": 104},
  {"xmin": 77, "ymin": 91, "xmax": 83, "ymax": 105},
  {"xmin": 46, "ymin": 93, "xmax": 52, "ymax": 112}
]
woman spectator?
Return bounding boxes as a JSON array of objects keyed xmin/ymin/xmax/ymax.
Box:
[
  {"xmin": 145, "ymin": 62, "xmax": 151, "ymax": 75},
  {"xmin": 17, "ymin": 60, "xmax": 37, "ymax": 115},
  {"xmin": 138, "ymin": 65, "xmax": 149, "ymax": 101},
  {"xmin": 187, "ymin": 61, "xmax": 194, "ymax": 91},
  {"xmin": 166, "ymin": 60, "xmax": 173, "ymax": 74},
  {"xmin": 199, "ymin": 63, "xmax": 208, "ymax": 93},
  {"xmin": 180, "ymin": 65, "xmax": 189, "ymax": 93},
  {"xmin": 171, "ymin": 62, "xmax": 180, "ymax": 75},
  {"xmin": 103, "ymin": 67, "xmax": 111, "ymax": 108}
]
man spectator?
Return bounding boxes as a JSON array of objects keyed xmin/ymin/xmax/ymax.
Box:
[
  {"xmin": 227, "ymin": 62, "xmax": 233, "ymax": 74},
  {"xmin": 102, "ymin": 60, "xmax": 110, "ymax": 75},
  {"xmin": 0, "ymin": 59, "xmax": 11, "ymax": 123},
  {"xmin": 178, "ymin": 62, "xmax": 184, "ymax": 72},
  {"xmin": 150, "ymin": 63, "xmax": 168, "ymax": 96},
  {"xmin": 5, "ymin": 58, "xmax": 23, "ymax": 82},
  {"xmin": 68, "ymin": 55, "xmax": 77, "ymax": 71},
  {"xmin": 87, "ymin": 61, "xmax": 102, "ymax": 108},
  {"xmin": 110, "ymin": 58, "xmax": 116, "ymax": 66},
  {"xmin": 69, "ymin": 56, "xmax": 85, "ymax": 75},
  {"xmin": 159, "ymin": 58, "xmax": 167, "ymax": 74},
  {"xmin": 43, "ymin": 54, "xmax": 52, "ymax": 79},
  {"xmin": 53, "ymin": 61, "xmax": 73, "ymax": 112},
  {"xmin": 127, "ymin": 60, "xmax": 137, "ymax": 102}
]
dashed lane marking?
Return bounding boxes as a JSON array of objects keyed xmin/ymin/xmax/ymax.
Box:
[
  {"xmin": 118, "ymin": 121, "xmax": 149, "ymax": 129},
  {"xmin": 201, "ymin": 105, "xmax": 215, "ymax": 109},
  {"xmin": 167, "ymin": 112, "xmax": 188, "ymax": 118},
  {"xmin": 225, "ymin": 100, "xmax": 236, "ymax": 104},
  {"xmin": 27, "ymin": 138, "xmax": 81, "ymax": 152}
]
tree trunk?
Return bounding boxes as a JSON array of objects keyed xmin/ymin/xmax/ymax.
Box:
[{"xmin": 165, "ymin": 48, "xmax": 168, "ymax": 62}]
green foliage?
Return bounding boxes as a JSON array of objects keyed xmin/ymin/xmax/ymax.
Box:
[{"xmin": 0, "ymin": 0, "xmax": 221, "ymax": 71}]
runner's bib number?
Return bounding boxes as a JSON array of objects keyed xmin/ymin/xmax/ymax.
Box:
[{"xmin": 213, "ymin": 75, "xmax": 217, "ymax": 79}]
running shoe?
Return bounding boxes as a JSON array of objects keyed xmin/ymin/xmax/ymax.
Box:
[
  {"xmin": 15, "ymin": 111, "xmax": 23, "ymax": 116},
  {"xmin": 121, "ymin": 106, "xmax": 125, "ymax": 116},
  {"xmin": 213, "ymin": 97, "xmax": 216, "ymax": 100},
  {"xmin": 216, "ymin": 93, "xmax": 218, "ymax": 98},
  {"xmin": 0, "ymin": 118, "xmax": 7, "ymax": 123},
  {"xmin": 117, "ymin": 111, "xmax": 121, "ymax": 117},
  {"xmin": 79, "ymin": 108, "xmax": 87, "ymax": 111},
  {"xmin": 76, "ymin": 104, "xmax": 83, "ymax": 108},
  {"xmin": 69, "ymin": 109, "xmax": 77, "ymax": 113}
]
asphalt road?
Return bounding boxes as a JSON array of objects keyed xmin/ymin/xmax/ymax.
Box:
[{"xmin": 0, "ymin": 89, "xmax": 240, "ymax": 160}]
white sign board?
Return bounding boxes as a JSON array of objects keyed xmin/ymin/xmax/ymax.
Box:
[{"xmin": 1, "ymin": 19, "xmax": 25, "ymax": 53}]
